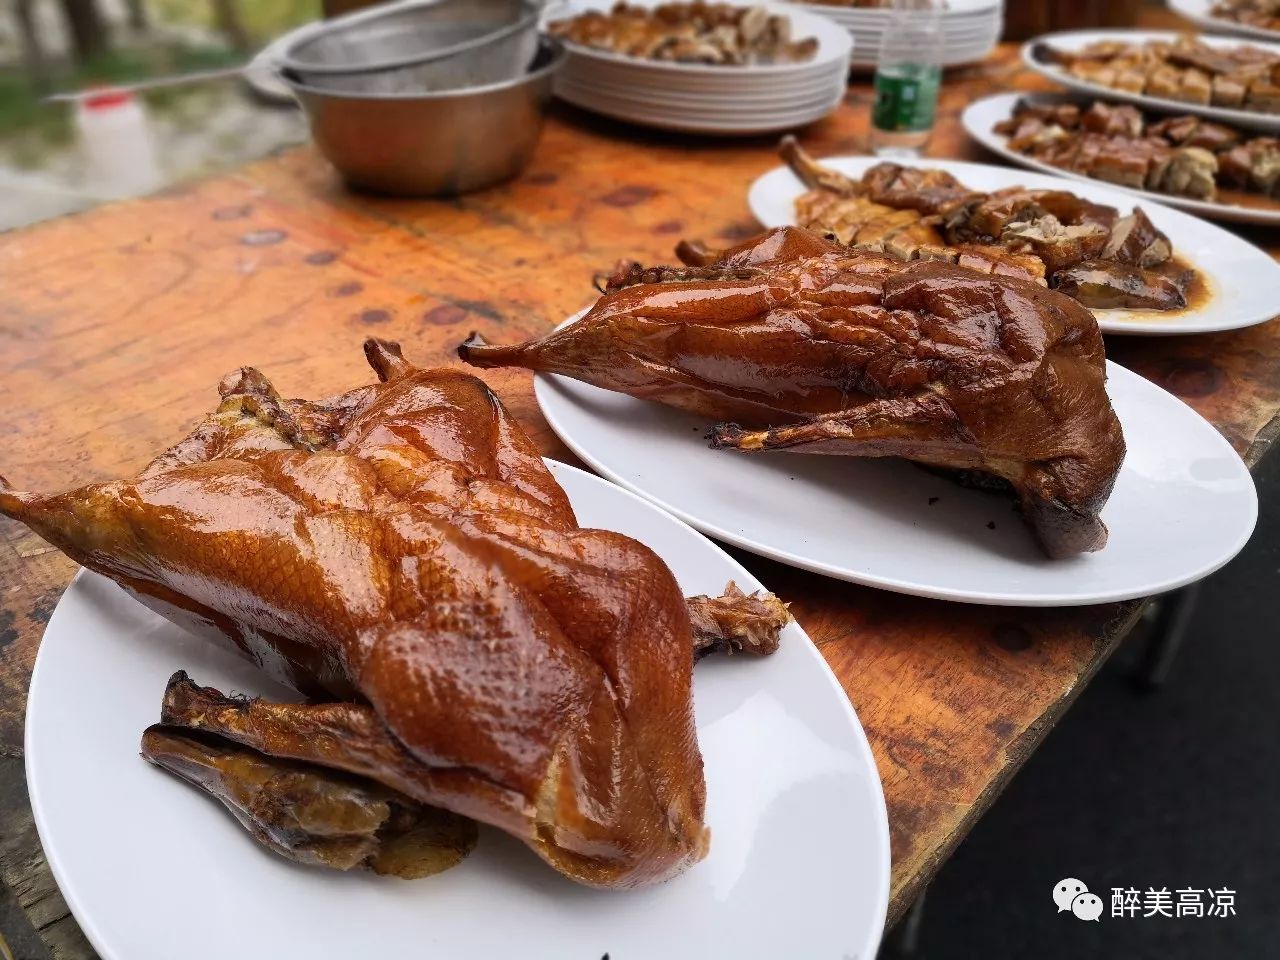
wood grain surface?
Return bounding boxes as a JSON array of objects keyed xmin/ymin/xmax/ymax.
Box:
[{"xmin": 2, "ymin": 40, "xmax": 1278, "ymax": 959}]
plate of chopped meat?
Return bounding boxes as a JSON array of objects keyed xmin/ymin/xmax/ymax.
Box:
[
  {"xmin": 962, "ymin": 92, "xmax": 1280, "ymax": 226},
  {"xmin": 1023, "ymin": 30, "xmax": 1280, "ymax": 132},
  {"xmin": 542, "ymin": 0, "xmax": 852, "ymax": 133},
  {"xmin": 1169, "ymin": 0, "xmax": 1280, "ymax": 43},
  {"xmin": 16, "ymin": 340, "xmax": 890, "ymax": 960},
  {"xmin": 459, "ymin": 232, "xmax": 1258, "ymax": 605},
  {"xmin": 745, "ymin": 139, "xmax": 1280, "ymax": 334}
]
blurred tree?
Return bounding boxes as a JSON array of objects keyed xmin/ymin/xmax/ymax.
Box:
[
  {"xmin": 211, "ymin": 0, "xmax": 250, "ymax": 51},
  {"xmin": 59, "ymin": 0, "xmax": 111, "ymax": 63},
  {"xmin": 13, "ymin": 0, "xmax": 51, "ymax": 89},
  {"xmin": 124, "ymin": 0, "xmax": 150, "ymax": 31}
]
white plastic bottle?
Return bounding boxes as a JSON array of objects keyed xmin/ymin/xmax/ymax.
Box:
[
  {"xmin": 74, "ymin": 90, "xmax": 164, "ymax": 199},
  {"xmin": 868, "ymin": 0, "xmax": 943, "ymax": 158}
]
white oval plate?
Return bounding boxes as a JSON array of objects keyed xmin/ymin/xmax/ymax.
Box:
[
  {"xmin": 25, "ymin": 460, "xmax": 890, "ymax": 960},
  {"xmin": 1168, "ymin": 0, "xmax": 1280, "ymax": 42},
  {"xmin": 1021, "ymin": 29, "xmax": 1280, "ymax": 133},
  {"xmin": 748, "ymin": 154, "xmax": 1280, "ymax": 334},
  {"xmin": 961, "ymin": 92, "xmax": 1280, "ymax": 226},
  {"xmin": 533, "ymin": 358, "xmax": 1257, "ymax": 606}
]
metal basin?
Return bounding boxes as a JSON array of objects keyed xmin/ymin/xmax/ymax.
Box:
[
  {"xmin": 284, "ymin": 37, "xmax": 565, "ymax": 196},
  {"xmin": 283, "ymin": 0, "xmax": 541, "ymax": 95}
]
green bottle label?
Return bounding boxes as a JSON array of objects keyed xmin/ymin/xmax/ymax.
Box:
[{"xmin": 872, "ymin": 67, "xmax": 941, "ymax": 133}]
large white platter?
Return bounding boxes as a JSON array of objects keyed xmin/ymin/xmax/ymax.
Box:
[
  {"xmin": 961, "ymin": 91, "xmax": 1280, "ymax": 227},
  {"xmin": 748, "ymin": 154, "xmax": 1280, "ymax": 335},
  {"xmin": 533, "ymin": 360, "xmax": 1257, "ymax": 606},
  {"xmin": 1021, "ymin": 29, "xmax": 1280, "ymax": 133},
  {"xmin": 1168, "ymin": 0, "xmax": 1280, "ymax": 42},
  {"xmin": 543, "ymin": 0, "xmax": 852, "ymax": 133},
  {"xmin": 25, "ymin": 460, "xmax": 890, "ymax": 960}
]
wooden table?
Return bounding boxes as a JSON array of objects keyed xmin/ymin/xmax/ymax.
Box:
[{"xmin": 3, "ymin": 43, "xmax": 1279, "ymax": 959}]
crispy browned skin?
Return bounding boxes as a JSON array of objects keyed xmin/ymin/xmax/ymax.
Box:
[
  {"xmin": 459, "ymin": 228, "xmax": 1126, "ymax": 558},
  {"xmin": 1, "ymin": 340, "xmax": 743, "ymax": 888}
]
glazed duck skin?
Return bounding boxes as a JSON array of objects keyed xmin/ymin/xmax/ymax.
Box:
[
  {"xmin": 460, "ymin": 228, "xmax": 1126, "ymax": 558},
  {"xmin": 1, "ymin": 339, "xmax": 790, "ymax": 889}
]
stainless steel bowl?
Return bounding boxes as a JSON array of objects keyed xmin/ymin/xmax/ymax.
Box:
[
  {"xmin": 284, "ymin": 37, "xmax": 564, "ymax": 196},
  {"xmin": 283, "ymin": 0, "xmax": 541, "ymax": 95}
]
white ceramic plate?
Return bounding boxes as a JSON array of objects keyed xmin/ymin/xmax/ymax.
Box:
[
  {"xmin": 558, "ymin": 84, "xmax": 845, "ymax": 133},
  {"xmin": 557, "ymin": 61, "xmax": 850, "ymax": 103},
  {"xmin": 1168, "ymin": 0, "xmax": 1280, "ymax": 41},
  {"xmin": 557, "ymin": 78, "xmax": 842, "ymax": 120},
  {"xmin": 961, "ymin": 92, "xmax": 1280, "ymax": 226},
  {"xmin": 533, "ymin": 351, "xmax": 1257, "ymax": 606},
  {"xmin": 748, "ymin": 154, "xmax": 1280, "ymax": 334},
  {"xmin": 25, "ymin": 460, "xmax": 890, "ymax": 960},
  {"xmin": 1022, "ymin": 29, "xmax": 1280, "ymax": 133}
]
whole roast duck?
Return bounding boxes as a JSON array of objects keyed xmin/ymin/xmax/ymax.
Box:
[
  {"xmin": 460, "ymin": 228, "xmax": 1127, "ymax": 559},
  {"xmin": 0, "ymin": 339, "xmax": 788, "ymax": 887}
]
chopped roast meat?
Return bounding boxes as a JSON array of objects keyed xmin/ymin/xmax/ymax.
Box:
[
  {"xmin": 1042, "ymin": 36, "xmax": 1280, "ymax": 116},
  {"xmin": 992, "ymin": 97, "xmax": 1280, "ymax": 205},
  {"xmin": 1053, "ymin": 260, "xmax": 1190, "ymax": 310},
  {"xmin": 1001, "ymin": 216, "xmax": 1109, "ymax": 273},
  {"xmin": 1103, "ymin": 208, "xmax": 1173, "ymax": 268},
  {"xmin": 1219, "ymin": 137, "xmax": 1280, "ymax": 193},
  {"xmin": 460, "ymin": 226, "xmax": 1127, "ymax": 558},
  {"xmin": 779, "ymin": 137, "xmax": 1196, "ymax": 307},
  {"xmin": 1081, "ymin": 101, "xmax": 1144, "ymax": 137},
  {"xmin": 547, "ymin": 2, "xmax": 818, "ymax": 65}
]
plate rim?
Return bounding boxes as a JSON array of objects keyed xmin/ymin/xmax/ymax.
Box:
[
  {"xmin": 533, "ymin": 361, "xmax": 1258, "ymax": 606},
  {"xmin": 959, "ymin": 91, "xmax": 1280, "ymax": 227},
  {"xmin": 24, "ymin": 458, "xmax": 891, "ymax": 960},
  {"xmin": 746, "ymin": 152, "xmax": 1280, "ymax": 335}
]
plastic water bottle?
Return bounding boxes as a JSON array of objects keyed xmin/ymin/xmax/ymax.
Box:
[{"xmin": 869, "ymin": 0, "xmax": 943, "ymax": 157}]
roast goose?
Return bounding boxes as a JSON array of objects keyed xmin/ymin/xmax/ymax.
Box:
[
  {"xmin": 460, "ymin": 228, "xmax": 1127, "ymax": 559},
  {"xmin": 0, "ymin": 339, "xmax": 789, "ymax": 888}
]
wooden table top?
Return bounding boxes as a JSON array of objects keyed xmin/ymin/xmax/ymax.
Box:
[{"xmin": 2, "ymin": 41, "xmax": 1279, "ymax": 959}]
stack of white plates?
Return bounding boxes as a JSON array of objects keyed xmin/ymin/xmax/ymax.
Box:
[
  {"xmin": 541, "ymin": 0, "xmax": 853, "ymax": 135},
  {"xmin": 793, "ymin": 0, "xmax": 1003, "ymax": 69}
]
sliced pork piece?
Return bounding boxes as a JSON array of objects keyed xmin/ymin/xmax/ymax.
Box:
[
  {"xmin": 1081, "ymin": 102, "xmax": 1144, "ymax": 137},
  {"xmin": 1212, "ymin": 73, "xmax": 1248, "ymax": 107},
  {"xmin": 1180, "ymin": 68, "xmax": 1213, "ymax": 105},
  {"xmin": 1219, "ymin": 137, "xmax": 1280, "ymax": 193},
  {"xmin": 1002, "ymin": 216, "xmax": 1109, "ymax": 273},
  {"xmin": 861, "ymin": 162, "xmax": 980, "ymax": 216},
  {"xmin": 952, "ymin": 245, "xmax": 1047, "ymax": 284},
  {"xmin": 1090, "ymin": 139, "xmax": 1157, "ymax": 189},
  {"xmin": 1103, "ymin": 208, "xmax": 1173, "ymax": 268},
  {"xmin": 1054, "ymin": 260, "xmax": 1189, "ymax": 310}
]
